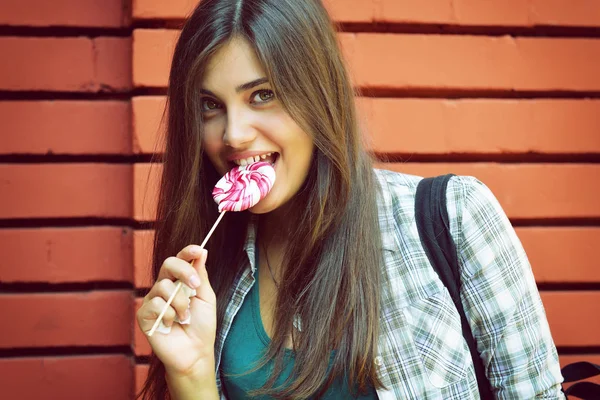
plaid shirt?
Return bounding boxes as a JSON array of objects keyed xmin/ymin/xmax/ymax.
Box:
[{"xmin": 214, "ymin": 169, "xmax": 565, "ymax": 399}]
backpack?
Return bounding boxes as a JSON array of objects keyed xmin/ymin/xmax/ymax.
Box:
[{"xmin": 414, "ymin": 174, "xmax": 600, "ymax": 399}]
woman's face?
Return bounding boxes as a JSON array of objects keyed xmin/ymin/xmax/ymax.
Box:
[{"xmin": 200, "ymin": 37, "xmax": 314, "ymax": 214}]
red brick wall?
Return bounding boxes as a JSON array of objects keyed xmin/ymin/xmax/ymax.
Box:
[{"xmin": 1, "ymin": 1, "xmax": 599, "ymax": 398}]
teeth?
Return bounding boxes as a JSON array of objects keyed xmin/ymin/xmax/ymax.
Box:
[{"xmin": 232, "ymin": 152, "xmax": 275, "ymax": 166}]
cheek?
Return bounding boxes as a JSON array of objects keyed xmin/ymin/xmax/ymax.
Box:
[
  {"xmin": 278, "ymin": 132, "xmax": 314, "ymax": 193},
  {"xmin": 202, "ymin": 124, "xmax": 226, "ymax": 168},
  {"xmin": 203, "ymin": 138, "xmax": 220, "ymax": 155},
  {"xmin": 292, "ymin": 132, "xmax": 314, "ymax": 172},
  {"xmin": 202, "ymin": 140, "xmax": 225, "ymax": 175}
]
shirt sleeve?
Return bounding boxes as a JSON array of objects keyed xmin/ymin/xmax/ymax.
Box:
[{"xmin": 446, "ymin": 175, "xmax": 565, "ymax": 399}]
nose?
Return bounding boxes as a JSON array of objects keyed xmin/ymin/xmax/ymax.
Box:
[{"xmin": 223, "ymin": 110, "xmax": 256, "ymax": 148}]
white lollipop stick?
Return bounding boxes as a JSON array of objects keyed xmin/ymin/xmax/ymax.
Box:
[{"xmin": 147, "ymin": 210, "xmax": 226, "ymax": 337}]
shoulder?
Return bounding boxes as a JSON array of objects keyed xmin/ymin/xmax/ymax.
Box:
[
  {"xmin": 374, "ymin": 168, "xmax": 497, "ymax": 208},
  {"xmin": 372, "ymin": 169, "xmax": 422, "ymax": 237},
  {"xmin": 373, "ymin": 168, "xmax": 421, "ymax": 211},
  {"xmin": 373, "ymin": 168, "xmax": 489, "ymax": 207},
  {"xmin": 445, "ymin": 174, "xmax": 508, "ymax": 249},
  {"xmin": 445, "ymin": 174, "xmax": 498, "ymax": 209},
  {"xmin": 373, "ymin": 168, "xmax": 502, "ymax": 237},
  {"xmin": 374, "ymin": 168, "xmax": 421, "ymax": 193},
  {"xmin": 373, "ymin": 167, "xmax": 487, "ymax": 196}
]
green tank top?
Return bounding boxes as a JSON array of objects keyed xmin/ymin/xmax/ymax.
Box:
[{"xmin": 220, "ymin": 249, "xmax": 378, "ymax": 399}]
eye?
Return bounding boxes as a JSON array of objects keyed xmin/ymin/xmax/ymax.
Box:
[
  {"xmin": 200, "ymin": 98, "xmax": 222, "ymax": 112},
  {"xmin": 251, "ymin": 89, "xmax": 275, "ymax": 104}
]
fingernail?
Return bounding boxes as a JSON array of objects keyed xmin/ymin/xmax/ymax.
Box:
[
  {"xmin": 189, "ymin": 274, "xmax": 201, "ymax": 288},
  {"xmin": 183, "ymin": 310, "xmax": 190, "ymax": 320},
  {"xmin": 190, "ymin": 246, "xmax": 202, "ymax": 256}
]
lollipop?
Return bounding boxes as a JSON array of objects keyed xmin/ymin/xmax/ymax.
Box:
[
  {"xmin": 147, "ymin": 161, "xmax": 276, "ymax": 336},
  {"xmin": 213, "ymin": 161, "xmax": 276, "ymax": 212}
]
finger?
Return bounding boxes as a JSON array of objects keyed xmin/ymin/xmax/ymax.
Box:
[
  {"xmin": 156, "ymin": 256, "xmax": 201, "ymax": 290},
  {"xmin": 137, "ymin": 296, "xmax": 177, "ymax": 333},
  {"xmin": 146, "ymin": 279, "xmax": 191, "ymax": 321},
  {"xmin": 191, "ymin": 249, "xmax": 216, "ymax": 306},
  {"xmin": 176, "ymin": 244, "xmax": 204, "ymax": 263}
]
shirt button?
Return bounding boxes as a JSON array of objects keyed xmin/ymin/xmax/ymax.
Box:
[{"xmin": 374, "ymin": 356, "xmax": 383, "ymax": 366}]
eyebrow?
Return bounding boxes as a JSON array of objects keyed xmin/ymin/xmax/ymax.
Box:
[{"xmin": 200, "ymin": 77, "xmax": 269, "ymax": 97}]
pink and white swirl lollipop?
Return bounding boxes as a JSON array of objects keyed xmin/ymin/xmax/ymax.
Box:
[
  {"xmin": 212, "ymin": 161, "xmax": 276, "ymax": 212},
  {"xmin": 147, "ymin": 161, "xmax": 276, "ymax": 336}
]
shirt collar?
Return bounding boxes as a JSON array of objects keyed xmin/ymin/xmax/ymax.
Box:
[
  {"xmin": 242, "ymin": 215, "xmax": 258, "ymax": 274},
  {"xmin": 375, "ymin": 170, "xmax": 400, "ymax": 253}
]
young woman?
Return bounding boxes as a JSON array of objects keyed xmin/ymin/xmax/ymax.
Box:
[{"xmin": 136, "ymin": 0, "xmax": 565, "ymax": 398}]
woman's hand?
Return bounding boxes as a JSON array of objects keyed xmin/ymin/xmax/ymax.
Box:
[{"xmin": 136, "ymin": 245, "xmax": 217, "ymax": 379}]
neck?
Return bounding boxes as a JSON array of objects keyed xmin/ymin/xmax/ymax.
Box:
[
  {"xmin": 257, "ymin": 198, "xmax": 297, "ymax": 247},
  {"xmin": 258, "ymin": 212, "xmax": 288, "ymax": 250}
]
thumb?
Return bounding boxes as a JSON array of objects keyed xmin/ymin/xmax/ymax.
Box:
[{"xmin": 191, "ymin": 249, "xmax": 216, "ymax": 306}]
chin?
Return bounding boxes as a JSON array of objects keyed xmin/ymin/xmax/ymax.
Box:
[
  {"xmin": 248, "ymin": 199, "xmax": 277, "ymax": 214},
  {"xmin": 248, "ymin": 190, "xmax": 286, "ymax": 214}
]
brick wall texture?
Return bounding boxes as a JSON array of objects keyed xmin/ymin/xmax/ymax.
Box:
[{"xmin": 1, "ymin": 0, "xmax": 600, "ymax": 398}]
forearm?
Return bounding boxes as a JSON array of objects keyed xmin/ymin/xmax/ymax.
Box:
[{"xmin": 166, "ymin": 370, "xmax": 220, "ymax": 400}]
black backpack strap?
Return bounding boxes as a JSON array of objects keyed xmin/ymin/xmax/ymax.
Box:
[
  {"xmin": 562, "ymin": 362, "xmax": 600, "ymax": 399},
  {"xmin": 415, "ymin": 174, "xmax": 494, "ymax": 399}
]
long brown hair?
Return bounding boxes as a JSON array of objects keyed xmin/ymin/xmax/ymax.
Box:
[{"xmin": 139, "ymin": 0, "xmax": 384, "ymax": 398}]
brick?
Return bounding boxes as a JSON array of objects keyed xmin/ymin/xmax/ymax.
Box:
[
  {"xmin": 0, "ymin": 0, "xmax": 131, "ymax": 27},
  {"xmin": 560, "ymin": 355, "xmax": 600, "ymax": 391},
  {"xmin": 135, "ymin": 363, "xmax": 150, "ymax": 397},
  {"xmin": 341, "ymin": 34, "xmax": 600, "ymax": 92},
  {"xmin": 149, "ymin": 97, "xmax": 600, "ymax": 154},
  {"xmin": 0, "ymin": 101, "xmax": 132, "ymax": 155},
  {"xmin": 134, "ymin": 298, "xmax": 152, "ymax": 356},
  {"xmin": 132, "ymin": 0, "xmax": 197, "ymax": 20},
  {"xmin": 0, "ymin": 164, "xmax": 132, "ymax": 219},
  {"xmin": 0, "ymin": 228, "xmax": 133, "ymax": 284},
  {"xmin": 0, "ymin": 291, "xmax": 132, "ymax": 348},
  {"xmin": 133, "ymin": 30, "xmax": 600, "ymax": 92},
  {"xmin": 131, "ymin": 228, "xmax": 600, "ymax": 288},
  {"xmin": 131, "ymin": 0, "xmax": 378, "ymax": 23},
  {"xmin": 133, "ymin": 292, "xmax": 600, "ymax": 356},
  {"xmin": 381, "ymin": 163, "xmax": 600, "ymax": 220},
  {"xmin": 321, "ymin": 0, "xmax": 376, "ymax": 23},
  {"xmin": 94, "ymin": 37, "xmax": 133, "ymax": 92},
  {"xmin": 132, "ymin": 358, "xmax": 597, "ymax": 396},
  {"xmin": 360, "ymin": 99, "xmax": 600, "ymax": 155},
  {"xmin": 132, "ymin": 0, "xmax": 600, "ymax": 27},
  {"xmin": 379, "ymin": 0, "xmax": 600, "ymax": 27},
  {"xmin": 134, "ymin": 163, "xmax": 161, "ymax": 221},
  {"xmin": 134, "ymin": 230, "xmax": 155, "ymax": 288},
  {"xmin": 0, "ymin": 356, "xmax": 133, "ymax": 400},
  {"xmin": 132, "ymin": 29, "xmax": 179, "ymax": 88},
  {"xmin": 132, "ymin": 96, "xmax": 166, "ymax": 154},
  {"xmin": 137, "ymin": 358, "xmax": 600, "ymax": 395},
  {"xmin": 133, "ymin": 96, "xmax": 600, "ymax": 155},
  {"xmin": 530, "ymin": 0, "xmax": 600, "ymax": 28},
  {"xmin": 542, "ymin": 292, "xmax": 600, "ymax": 347},
  {"xmin": 0, "ymin": 37, "xmax": 132, "ymax": 92},
  {"xmin": 519, "ymin": 228, "xmax": 600, "ymax": 283},
  {"xmin": 378, "ymin": 0, "xmax": 527, "ymax": 25},
  {"xmin": 136, "ymin": 163, "xmax": 600, "ymax": 221}
]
